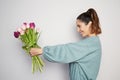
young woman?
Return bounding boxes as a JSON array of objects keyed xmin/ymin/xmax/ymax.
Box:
[{"xmin": 30, "ymin": 8, "xmax": 102, "ymax": 80}]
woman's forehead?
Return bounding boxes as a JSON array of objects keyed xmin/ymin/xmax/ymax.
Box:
[{"xmin": 76, "ymin": 20, "xmax": 84, "ymax": 24}]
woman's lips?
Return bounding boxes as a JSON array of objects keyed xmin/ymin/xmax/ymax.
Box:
[{"xmin": 80, "ymin": 31, "xmax": 84, "ymax": 34}]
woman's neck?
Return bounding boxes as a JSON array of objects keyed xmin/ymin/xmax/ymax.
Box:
[{"xmin": 88, "ymin": 33, "xmax": 96, "ymax": 37}]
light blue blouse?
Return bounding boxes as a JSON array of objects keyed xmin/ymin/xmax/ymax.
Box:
[{"xmin": 43, "ymin": 36, "xmax": 101, "ymax": 80}]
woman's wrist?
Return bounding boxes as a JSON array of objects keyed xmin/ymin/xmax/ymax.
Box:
[{"xmin": 38, "ymin": 48, "xmax": 43, "ymax": 55}]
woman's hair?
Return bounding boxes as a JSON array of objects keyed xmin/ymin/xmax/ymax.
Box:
[{"xmin": 77, "ymin": 8, "xmax": 102, "ymax": 35}]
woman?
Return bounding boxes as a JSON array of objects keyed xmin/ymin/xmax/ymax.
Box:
[{"xmin": 30, "ymin": 8, "xmax": 102, "ymax": 80}]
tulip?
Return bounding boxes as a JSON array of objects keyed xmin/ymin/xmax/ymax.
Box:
[
  {"xmin": 23, "ymin": 22, "xmax": 27, "ymax": 26},
  {"xmin": 14, "ymin": 31, "xmax": 20, "ymax": 38},
  {"xmin": 21, "ymin": 25, "xmax": 27, "ymax": 30},
  {"xmin": 29, "ymin": 22, "xmax": 35, "ymax": 29},
  {"xmin": 23, "ymin": 22, "xmax": 29, "ymax": 28},
  {"xmin": 17, "ymin": 28, "xmax": 22, "ymax": 32},
  {"xmin": 36, "ymin": 28, "xmax": 40, "ymax": 33},
  {"xmin": 20, "ymin": 30, "xmax": 25, "ymax": 35}
]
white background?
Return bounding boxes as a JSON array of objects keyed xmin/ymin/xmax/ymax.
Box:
[{"xmin": 0, "ymin": 0, "xmax": 120, "ymax": 80}]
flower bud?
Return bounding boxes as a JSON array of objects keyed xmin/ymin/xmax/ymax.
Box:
[
  {"xmin": 14, "ymin": 31, "xmax": 20, "ymax": 38},
  {"xmin": 29, "ymin": 22, "xmax": 35, "ymax": 29}
]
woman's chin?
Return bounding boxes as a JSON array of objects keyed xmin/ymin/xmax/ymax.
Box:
[{"xmin": 79, "ymin": 32, "xmax": 87, "ymax": 37}]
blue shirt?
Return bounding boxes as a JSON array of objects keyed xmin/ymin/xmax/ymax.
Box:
[{"xmin": 43, "ymin": 36, "xmax": 101, "ymax": 80}]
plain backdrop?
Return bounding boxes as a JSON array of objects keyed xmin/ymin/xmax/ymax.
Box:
[{"xmin": 0, "ymin": 0, "xmax": 120, "ymax": 80}]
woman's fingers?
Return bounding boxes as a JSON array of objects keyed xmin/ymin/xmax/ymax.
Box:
[{"xmin": 30, "ymin": 48, "xmax": 43, "ymax": 56}]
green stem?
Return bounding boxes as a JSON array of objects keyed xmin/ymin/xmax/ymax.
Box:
[
  {"xmin": 37, "ymin": 56, "xmax": 44, "ymax": 67},
  {"xmin": 32, "ymin": 57, "xmax": 35, "ymax": 74},
  {"xmin": 34, "ymin": 56, "xmax": 43, "ymax": 72}
]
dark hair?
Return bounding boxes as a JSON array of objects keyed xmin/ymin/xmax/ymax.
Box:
[{"xmin": 77, "ymin": 8, "xmax": 102, "ymax": 35}]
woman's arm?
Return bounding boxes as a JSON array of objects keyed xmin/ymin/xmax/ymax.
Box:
[{"xmin": 30, "ymin": 41, "xmax": 98, "ymax": 63}]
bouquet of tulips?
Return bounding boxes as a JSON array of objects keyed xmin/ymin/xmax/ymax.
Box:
[{"xmin": 14, "ymin": 22, "xmax": 44, "ymax": 73}]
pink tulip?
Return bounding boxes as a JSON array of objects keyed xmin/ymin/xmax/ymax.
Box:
[
  {"xmin": 29, "ymin": 22, "xmax": 35, "ymax": 29},
  {"xmin": 17, "ymin": 28, "xmax": 22, "ymax": 32},
  {"xmin": 23, "ymin": 22, "xmax": 29, "ymax": 28},
  {"xmin": 17, "ymin": 27, "xmax": 25, "ymax": 35},
  {"xmin": 20, "ymin": 30, "xmax": 25, "ymax": 35},
  {"xmin": 36, "ymin": 28, "xmax": 40, "ymax": 32},
  {"xmin": 21, "ymin": 25, "xmax": 27, "ymax": 30},
  {"xmin": 23, "ymin": 22, "xmax": 27, "ymax": 26}
]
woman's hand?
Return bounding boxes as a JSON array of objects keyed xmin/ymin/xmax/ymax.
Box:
[{"xmin": 30, "ymin": 48, "xmax": 43, "ymax": 56}]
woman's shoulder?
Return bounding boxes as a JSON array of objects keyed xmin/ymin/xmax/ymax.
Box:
[
  {"xmin": 78, "ymin": 36, "xmax": 101, "ymax": 46},
  {"xmin": 65, "ymin": 36, "xmax": 101, "ymax": 48},
  {"xmin": 83, "ymin": 36, "xmax": 100, "ymax": 42}
]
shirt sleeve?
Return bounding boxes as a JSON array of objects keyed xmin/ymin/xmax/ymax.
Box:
[{"xmin": 43, "ymin": 40, "xmax": 98, "ymax": 63}]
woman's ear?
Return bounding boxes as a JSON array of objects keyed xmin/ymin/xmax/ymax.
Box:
[
  {"xmin": 87, "ymin": 21, "xmax": 92, "ymax": 27},
  {"xmin": 87, "ymin": 21, "xmax": 92, "ymax": 33},
  {"xmin": 87, "ymin": 21, "xmax": 92, "ymax": 28}
]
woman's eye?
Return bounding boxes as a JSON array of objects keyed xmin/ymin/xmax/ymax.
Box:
[{"xmin": 77, "ymin": 25, "xmax": 80, "ymax": 28}]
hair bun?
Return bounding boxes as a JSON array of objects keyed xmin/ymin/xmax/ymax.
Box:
[{"xmin": 87, "ymin": 8, "xmax": 97, "ymax": 21}]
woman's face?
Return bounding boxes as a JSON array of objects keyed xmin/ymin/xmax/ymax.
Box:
[{"xmin": 76, "ymin": 19, "xmax": 91, "ymax": 37}]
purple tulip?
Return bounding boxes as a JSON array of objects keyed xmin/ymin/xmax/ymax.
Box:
[
  {"xmin": 14, "ymin": 31, "xmax": 20, "ymax": 38},
  {"xmin": 29, "ymin": 22, "xmax": 35, "ymax": 29}
]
